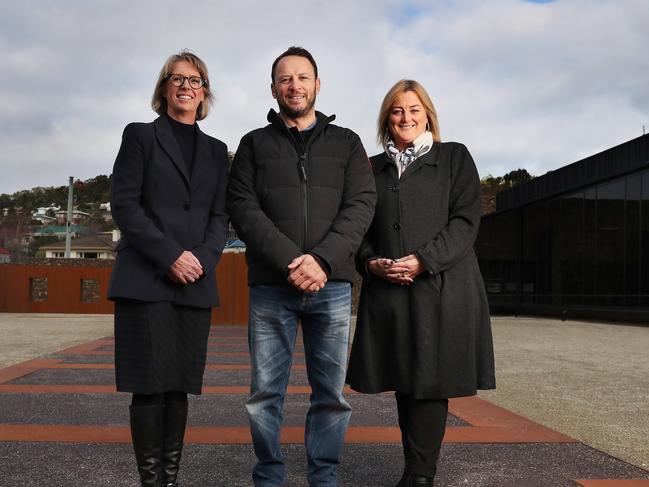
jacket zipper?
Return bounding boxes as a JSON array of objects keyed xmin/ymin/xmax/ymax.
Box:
[
  {"xmin": 298, "ymin": 153, "xmax": 308, "ymax": 250},
  {"xmin": 276, "ymin": 114, "xmax": 332, "ymax": 252}
]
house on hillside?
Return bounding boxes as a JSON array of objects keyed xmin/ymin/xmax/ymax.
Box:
[
  {"xmin": 98, "ymin": 202, "xmax": 113, "ymax": 222},
  {"xmin": 31, "ymin": 204, "xmax": 61, "ymax": 224},
  {"xmin": 25, "ymin": 225, "xmax": 89, "ymax": 242},
  {"xmin": 39, "ymin": 232, "xmax": 118, "ymax": 259},
  {"xmin": 55, "ymin": 209, "xmax": 91, "ymax": 225}
]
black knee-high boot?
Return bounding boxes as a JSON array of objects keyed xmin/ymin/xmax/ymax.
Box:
[
  {"xmin": 161, "ymin": 400, "xmax": 188, "ymax": 487},
  {"xmin": 130, "ymin": 404, "xmax": 165, "ymax": 486}
]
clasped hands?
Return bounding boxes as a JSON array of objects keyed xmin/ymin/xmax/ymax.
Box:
[
  {"xmin": 287, "ymin": 254, "xmax": 327, "ymax": 293},
  {"xmin": 168, "ymin": 250, "xmax": 203, "ymax": 284},
  {"xmin": 367, "ymin": 254, "xmax": 425, "ymax": 285}
]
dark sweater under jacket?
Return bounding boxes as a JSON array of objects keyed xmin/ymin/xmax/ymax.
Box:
[{"xmin": 227, "ymin": 110, "xmax": 377, "ymax": 285}]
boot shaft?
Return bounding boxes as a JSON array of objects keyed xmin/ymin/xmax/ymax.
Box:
[
  {"xmin": 130, "ymin": 404, "xmax": 165, "ymax": 487},
  {"xmin": 161, "ymin": 401, "xmax": 188, "ymax": 485}
]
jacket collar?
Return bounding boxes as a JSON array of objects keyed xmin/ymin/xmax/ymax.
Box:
[
  {"xmin": 371, "ymin": 151, "xmax": 391, "ymax": 174},
  {"xmin": 153, "ymin": 115, "xmax": 210, "ymax": 190},
  {"xmin": 266, "ymin": 109, "xmax": 335, "ymax": 136},
  {"xmin": 373, "ymin": 144, "xmax": 440, "ymax": 179}
]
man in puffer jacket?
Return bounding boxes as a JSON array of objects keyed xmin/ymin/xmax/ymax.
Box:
[{"xmin": 227, "ymin": 46, "xmax": 376, "ymax": 487}]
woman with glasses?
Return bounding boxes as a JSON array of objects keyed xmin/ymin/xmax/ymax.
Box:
[
  {"xmin": 108, "ymin": 50, "xmax": 229, "ymax": 487},
  {"xmin": 347, "ymin": 80, "xmax": 495, "ymax": 487}
]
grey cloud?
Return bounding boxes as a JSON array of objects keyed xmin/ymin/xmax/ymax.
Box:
[{"xmin": 1, "ymin": 0, "xmax": 647, "ymax": 194}]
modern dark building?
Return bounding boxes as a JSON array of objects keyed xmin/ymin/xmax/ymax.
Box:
[{"xmin": 476, "ymin": 134, "xmax": 649, "ymax": 323}]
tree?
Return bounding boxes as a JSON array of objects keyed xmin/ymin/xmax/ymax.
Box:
[
  {"xmin": 480, "ymin": 169, "xmax": 535, "ymax": 215},
  {"xmin": 503, "ymin": 168, "xmax": 533, "ymax": 187},
  {"xmin": 0, "ymin": 194, "xmax": 13, "ymax": 209}
]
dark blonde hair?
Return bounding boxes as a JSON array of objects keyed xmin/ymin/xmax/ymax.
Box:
[
  {"xmin": 377, "ymin": 79, "xmax": 441, "ymax": 149},
  {"xmin": 151, "ymin": 50, "xmax": 214, "ymax": 121}
]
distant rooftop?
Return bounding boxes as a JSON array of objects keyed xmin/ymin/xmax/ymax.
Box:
[
  {"xmin": 31, "ymin": 225, "xmax": 89, "ymax": 235},
  {"xmin": 39, "ymin": 233, "xmax": 116, "ymax": 251}
]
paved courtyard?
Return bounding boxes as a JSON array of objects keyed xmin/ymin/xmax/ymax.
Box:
[{"xmin": 0, "ymin": 313, "xmax": 647, "ymax": 486}]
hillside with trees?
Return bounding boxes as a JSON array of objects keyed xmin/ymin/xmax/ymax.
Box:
[
  {"xmin": 1, "ymin": 165, "xmax": 532, "ymax": 260},
  {"xmin": 480, "ymin": 168, "xmax": 533, "ymax": 214},
  {"xmin": 0, "ymin": 175, "xmax": 111, "ymax": 212},
  {"xmin": 0, "ymin": 175, "xmax": 114, "ymax": 260}
]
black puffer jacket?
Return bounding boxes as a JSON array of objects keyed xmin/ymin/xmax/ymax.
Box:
[{"xmin": 227, "ymin": 110, "xmax": 376, "ymax": 285}]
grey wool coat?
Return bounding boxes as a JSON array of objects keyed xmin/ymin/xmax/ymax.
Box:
[{"xmin": 346, "ymin": 142, "xmax": 496, "ymax": 399}]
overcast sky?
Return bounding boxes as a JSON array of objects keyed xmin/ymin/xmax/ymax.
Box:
[{"xmin": 2, "ymin": 0, "xmax": 647, "ymax": 195}]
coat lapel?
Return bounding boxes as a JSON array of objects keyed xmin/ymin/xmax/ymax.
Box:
[
  {"xmin": 191, "ymin": 125, "xmax": 211, "ymax": 192},
  {"xmin": 399, "ymin": 144, "xmax": 440, "ymax": 183},
  {"xmin": 154, "ymin": 116, "xmax": 190, "ymax": 187},
  {"xmin": 372, "ymin": 152, "xmax": 392, "ymax": 175}
]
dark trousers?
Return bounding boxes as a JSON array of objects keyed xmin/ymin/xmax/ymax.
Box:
[{"xmin": 395, "ymin": 392, "xmax": 448, "ymax": 478}]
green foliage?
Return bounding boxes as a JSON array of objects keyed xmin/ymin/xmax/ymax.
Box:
[
  {"xmin": 0, "ymin": 175, "xmax": 115, "ymax": 245},
  {"xmin": 480, "ymin": 168, "xmax": 534, "ymax": 214},
  {"xmin": 481, "ymin": 175, "xmax": 504, "ymax": 188},
  {"xmin": 74, "ymin": 175, "xmax": 112, "ymax": 206},
  {"xmin": 481, "ymin": 168, "xmax": 534, "ymax": 191},
  {"xmin": 503, "ymin": 168, "xmax": 533, "ymax": 187},
  {"xmin": 0, "ymin": 175, "xmax": 112, "ymax": 211},
  {"xmin": 0, "ymin": 193, "xmax": 13, "ymax": 209}
]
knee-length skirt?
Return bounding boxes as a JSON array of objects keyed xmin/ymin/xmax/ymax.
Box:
[{"xmin": 114, "ymin": 299, "xmax": 211, "ymax": 395}]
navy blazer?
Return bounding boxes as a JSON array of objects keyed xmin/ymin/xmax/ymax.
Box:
[{"xmin": 108, "ymin": 115, "xmax": 229, "ymax": 308}]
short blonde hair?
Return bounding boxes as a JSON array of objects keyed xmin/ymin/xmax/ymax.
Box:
[
  {"xmin": 151, "ymin": 50, "xmax": 214, "ymax": 121},
  {"xmin": 377, "ymin": 79, "xmax": 441, "ymax": 149}
]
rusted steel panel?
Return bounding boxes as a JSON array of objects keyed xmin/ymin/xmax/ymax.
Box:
[
  {"xmin": 0, "ymin": 266, "xmax": 7, "ymax": 310},
  {"xmin": 212, "ymin": 253, "xmax": 249, "ymax": 326},
  {"xmin": 0, "ymin": 254, "xmax": 250, "ymax": 325}
]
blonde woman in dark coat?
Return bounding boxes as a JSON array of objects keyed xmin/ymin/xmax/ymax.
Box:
[{"xmin": 347, "ymin": 80, "xmax": 495, "ymax": 487}]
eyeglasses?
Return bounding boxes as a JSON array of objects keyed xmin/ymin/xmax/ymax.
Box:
[{"xmin": 167, "ymin": 74, "xmax": 207, "ymax": 90}]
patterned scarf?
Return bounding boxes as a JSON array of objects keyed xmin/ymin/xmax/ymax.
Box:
[{"xmin": 386, "ymin": 131, "xmax": 434, "ymax": 178}]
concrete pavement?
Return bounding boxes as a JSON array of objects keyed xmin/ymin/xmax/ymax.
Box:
[
  {"xmin": 479, "ymin": 317, "xmax": 649, "ymax": 470},
  {"xmin": 0, "ymin": 313, "xmax": 113, "ymax": 369},
  {"xmin": 0, "ymin": 312, "xmax": 648, "ymax": 486}
]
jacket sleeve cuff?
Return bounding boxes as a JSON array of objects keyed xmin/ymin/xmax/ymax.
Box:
[
  {"xmin": 362, "ymin": 256, "xmax": 380, "ymax": 278},
  {"xmin": 157, "ymin": 245, "xmax": 184, "ymax": 278},
  {"xmin": 308, "ymin": 252, "xmax": 331, "ymax": 277},
  {"xmin": 191, "ymin": 245, "xmax": 222, "ymax": 276},
  {"xmin": 415, "ymin": 248, "xmax": 438, "ymax": 275}
]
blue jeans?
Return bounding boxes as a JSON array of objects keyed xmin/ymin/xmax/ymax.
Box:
[{"xmin": 246, "ymin": 282, "xmax": 352, "ymax": 487}]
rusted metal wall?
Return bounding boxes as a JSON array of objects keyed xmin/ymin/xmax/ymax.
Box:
[
  {"xmin": 212, "ymin": 253, "xmax": 249, "ymax": 326},
  {"xmin": 0, "ymin": 252, "xmax": 249, "ymax": 325},
  {"xmin": 0, "ymin": 264, "xmax": 114, "ymax": 314}
]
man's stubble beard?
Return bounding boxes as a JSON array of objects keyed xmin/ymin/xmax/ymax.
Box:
[{"xmin": 277, "ymin": 93, "xmax": 317, "ymax": 121}]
